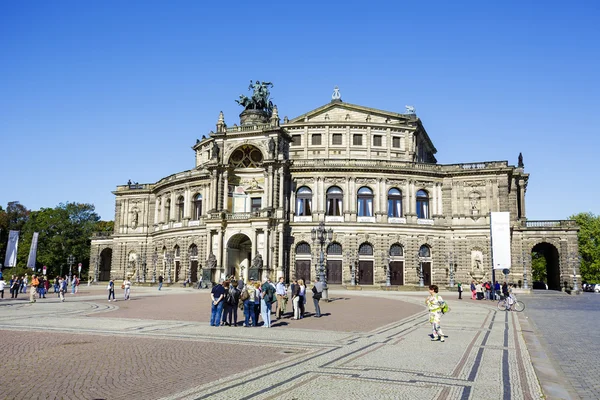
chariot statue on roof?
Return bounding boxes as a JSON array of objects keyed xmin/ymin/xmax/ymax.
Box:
[{"xmin": 235, "ymin": 80, "xmax": 275, "ymax": 117}]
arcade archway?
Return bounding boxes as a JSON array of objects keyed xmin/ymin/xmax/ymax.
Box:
[
  {"xmin": 99, "ymin": 248, "xmax": 113, "ymax": 281},
  {"xmin": 531, "ymin": 242, "xmax": 561, "ymax": 290},
  {"xmin": 227, "ymin": 233, "xmax": 252, "ymax": 279}
]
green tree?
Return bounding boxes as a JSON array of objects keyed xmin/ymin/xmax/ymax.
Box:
[
  {"xmin": 570, "ymin": 212, "xmax": 600, "ymax": 282},
  {"xmin": 0, "ymin": 202, "xmax": 30, "ymax": 266},
  {"xmin": 17, "ymin": 203, "xmax": 101, "ymax": 277},
  {"xmin": 531, "ymin": 252, "xmax": 547, "ymax": 282}
]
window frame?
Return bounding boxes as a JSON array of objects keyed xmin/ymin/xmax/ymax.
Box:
[
  {"xmin": 416, "ymin": 189, "xmax": 430, "ymax": 219},
  {"xmin": 373, "ymin": 135, "xmax": 382, "ymax": 147},
  {"xmin": 387, "ymin": 188, "xmax": 402, "ymax": 217},
  {"xmin": 332, "ymin": 134, "xmax": 343, "ymax": 145},
  {"xmin": 312, "ymin": 134, "xmax": 322, "ymax": 146},
  {"xmin": 326, "ymin": 186, "xmax": 343, "ymax": 216},
  {"xmin": 357, "ymin": 186, "xmax": 374, "ymax": 217},
  {"xmin": 295, "ymin": 186, "xmax": 313, "ymax": 216},
  {"xmin": 353, "ymin": 134, "xmax": 363, "ymax": 146}
]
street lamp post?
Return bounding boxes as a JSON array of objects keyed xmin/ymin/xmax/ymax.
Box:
[
  {"xmin": 381, "ymin": 250, "xmax": 391, "ymax": 287},
  {"xmin": 165, "ymin": 252, "xmax": 173, "ymax": 284},
  {"xmin": 141, "ymin": 254, "xmax": 147, "ymax": 283},
  {"xmin": 447, "ymin": 252, "xmax": 455, "ymax": 287},
  {"xmin": 522, "ymin": 251, "xmax": 529, "ymax": 289},
  {"xmin": 417, "ymin": 252, "xmax": 424, "ymax": 287},
  {"xmin": 151, "ymin": 251, "xmax": 157, "ymax": 283},
  {"xmin": 570, "ymin": 251, "xmax": 580, "ymax": 292},
  {"xmin": 311, "ymin": 221, "xmax": 333, "ymax": 301},
  {"xmin": 67, "ymin": 255, "xmax": 75, "ymax": 283}
]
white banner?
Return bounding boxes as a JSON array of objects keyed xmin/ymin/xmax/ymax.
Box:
[
  {"xmin": 490, "ymin": 212, "xmax": 511, "ymax": 270},
  {"xmin": 4, "ymin": 230, "xmax": 19, "ymax": 267},
  {"xmin": 26, "ymin": 232, "xmax": 39, "ymax": 269}
]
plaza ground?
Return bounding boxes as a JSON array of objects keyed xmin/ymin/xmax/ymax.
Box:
[{"xmin": 0, "ymin": 285, "xmax": 590, "ymax": 399}]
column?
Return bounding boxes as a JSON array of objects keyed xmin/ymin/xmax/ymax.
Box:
[
  {"xmin": 278, "ymin": 168, "xmax": 284, "ymax": 209},
  {"xmin": 184, "ymin": 187, "xmax": 191, "ymax": 219},
  {"xmin": 404, "ymin": 180, "xmax": 410, "ymax": 215},
  {"xmin": 520, "ymin": 179, "xmax": 527, "ymax": 218},
  {"xmin": 154, "ymin": 198, "xmax": 159, "ymax": 225},
  {"xmin": 278, "ymin": 229, "xmax": 285, "ymax": 279},
  {"xmin": 266, "ymin": 166, "xmax": 272, "ymax": 207},
  {"xmin": 221, "ymin": 171, "xmax": 228, "ymax": 211}
]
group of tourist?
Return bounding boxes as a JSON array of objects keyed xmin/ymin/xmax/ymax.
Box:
[
  {"xmin": 0, "ymin": 274, "xmax": 79, "ymax": 302},
  {"xmin": 209, "ymin": 276, "xmax": 325, "ymax": 328},
  {"xmin": 468, "ymin": 280, "xmax": 503, "ymax": 300}
]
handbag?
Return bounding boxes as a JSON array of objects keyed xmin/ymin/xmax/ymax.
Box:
[{"xmin": 240, "ymin": 289, "xmax": 249, "ymax": 301}]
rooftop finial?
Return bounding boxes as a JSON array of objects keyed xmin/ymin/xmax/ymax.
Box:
[
  {"xmin": 270, "ymin": 105, "xmax": 280, "ymax": 126},
  {"xmin": 216, "ymin": 111, "xmax": 226, "ymax": 133},
  {"xmin": 332, "ymin": 85, "xmax": 341, "ymax": 101},
  {"xmin": 405, "ymin": 105, "xmax": 416, "ymax": 115}
]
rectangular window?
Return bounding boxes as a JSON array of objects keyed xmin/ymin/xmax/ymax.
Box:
[
  {"xmin": 353, "ymin": 134, "xmax": 362, "ymax": 146},
  {"xmin": 312, "ymin": 134, "xmax": 322, "ymax": 146},
  {"xmin": 332, "ymin": 134, "xmax": 342, "ymax": 145},
  {"xmin": 251, "ymin": 197, "xmax": 262, "ymax": 213},
  {"xmin": 392, "ymin": 136, "xmax": 401, "ymax": 148},
  {"xmin": 291, "ymin": 135, "xmax": 301, "ymax": 146},
  {"xmin": 373, "ymin": 135, "xmax": 382, "ymax": 146}
]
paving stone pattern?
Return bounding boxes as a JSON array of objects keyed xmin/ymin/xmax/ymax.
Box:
[
  {"xmin": 522, "ymin": 291, "xmax": 600, "ymax": 400},
  {"xmin": 0, "ymin": 286, "xmax": 545, "ymax": 399}
]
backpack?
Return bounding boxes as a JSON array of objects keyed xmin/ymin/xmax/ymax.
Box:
[
  {"xmin": 226, "ymin": 290, "xmax": 236, "ymax": 306},
  {"xmin": 439, "ymin": 298, "xmax": 450, "ymax": 314},
  {"xmin": 240, "ymin": 288, "xmax": 249, "ymax": 301}
]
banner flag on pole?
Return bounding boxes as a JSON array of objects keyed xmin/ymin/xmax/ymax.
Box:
[
  {"xmin": 4, "ymin": 230, "xmax": 19, "ymax": 267},
  {"xmin": 26, "ymin": 232, "xmax": 39, "ymax": 269}
]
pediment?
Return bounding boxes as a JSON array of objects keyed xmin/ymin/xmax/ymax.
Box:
[{"xmin": 287, "ymin": 101, "xmax": 414, "ymax": 125}]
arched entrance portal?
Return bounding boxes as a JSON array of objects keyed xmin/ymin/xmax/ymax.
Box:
[
  {"xmin": 531, "ymin": 242, "xmax": 561, "ymax": 291},
  {"xmin": 99, "ymin": 248, "xmax": 113, "ymax": 281},
  {"xmin": 227, "ymin": 234, "xmax": 252, "ymax": 280}
]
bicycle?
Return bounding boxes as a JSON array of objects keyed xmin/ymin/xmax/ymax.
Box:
[{"xmin": 497, "ymin": 296, "xmax": 525, "ymax": 312}]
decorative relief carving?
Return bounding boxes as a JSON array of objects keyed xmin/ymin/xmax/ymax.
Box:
[
  {"xmin": 463, "ymin": 181, "xmax": 486, "ymax": 187},
  {"xmin": 324, "ymin": 177, "xmax": 346, "ymax": 184},
  {"xmin": 356, "ymin": 178, "xmax": 377, "ymax": 185},
  {"xmin": 415, "ymin": 181, "xmax": 433, "ymax": 187},
  {"xmin": 295, "ymin": 178, "xmax": 314, "ymax": 185},
  {"xmin": 386, "ymin": 179, "xmax": 406, "ymax": 185}
]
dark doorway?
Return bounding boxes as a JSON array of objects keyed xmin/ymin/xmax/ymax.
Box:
[
  {"xmin": 327, "ymin": 260, "xmax": 342, "ymax": 284},
  {"xmin": 175, "ymin": 261, "xmax": 181, "ymax": 282},
  {"xmin": 358, "ymin": 261, "xmax": 373, "ymax": 285},
  {"xmin": 390, "ymin": 261, "xmax": 404, "ymax": 285},
  {"xmin": 99, "ymin": 248, "xmax": 113, "ymax": 281},
  {"xmin": 422, "ymin": 262, "xmax": 431, "ymax": 286},
  {"xmin": 295, "ymin": 260, "xmax": 311, "ymax": 282},
  {"xmin": 190, "ymin": 261, "xmax": 198, "ymax": 282},
  {"xmin": 531, "ymin": 242, "xmax": 561, "ymax": 290}
]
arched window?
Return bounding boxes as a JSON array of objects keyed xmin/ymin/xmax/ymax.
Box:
[
  {"xmin": 357, "ymin": 187, "xmax": 373, "ymax": 217},
  {"xmin": 388, "ymin": 188, "xmax": 402, "ymax": 217},
  {"xmin": 326, "ymin": 186, "xmax": 343, "ymax": 216},
  {"xmin": 359, "ymin": 243, "xmax": 373, "ymax": 255},
  {"xmin": 193, "ymin": 194, "xmax": 202, "ymax": 220},
  {"xmin": 419, "ymin": 245, "xmax": 431, "ymax": 258},
  {"xmin": 174, "ymin": 245, "xmax": 180, "ymax": 257},
  {"xmin": 296, "ymin": 186, "xmax": 312, "ymax": 216},
  {"xmin": 229, "ymin": 145, "xmax": 263, "ymax": 168},
  {"xmin": 390, "ymin": 244, "xmax": 404, "ymax": 256},
  {"xmin": 189, "ymin": 244, "xmax": 198, "ymax": 257},
  {"xmin": 296, "ymin": 242, "xmax": 311, "ymax": 254},
  {"xmin": 416, "ymin": 189, "xmax": 429, "ymax": 219},
  {"xmin": 176, "ymin": 196, "xmax": 184, "ymax": 222},
  {"xmin": 327, "ymin": 242, "xmax": 342, "ymax": 255},
  {"xmin": 165, "ymin": 199, "xmax": 171, "ymax": 221}
]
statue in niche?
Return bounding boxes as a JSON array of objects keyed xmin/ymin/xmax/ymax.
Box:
[
  {"xmin": 251, "ymin": 253, "xmax": 263, "ymax": 270},
  {"xmin": 278, "ymin": 137, "xmax": 288, "ymax": 158},
  {"xmin": 268, "ymin": 137, "xmax": 275, "ymax": 157},
  {"xmin": 207, "ymin": 252, "xmax": 217, "ymax": 270},
  {"xmin": 470, "ymin": 250, "xmax": 485, "ymax": 281},
  {"xmin": 470, "ymin": 193, "xmax": 480, "ymax": 215},
  {"xmin": 250, "ymin": 178, "xmax": 259, "ymax": 190},
  {"xmin": 131, "ymin": 210, "xmax": 139, "ymax": 229},
  {"xmin": 211, "ymin": 141, "xmax": 220, "ymax": 161}
]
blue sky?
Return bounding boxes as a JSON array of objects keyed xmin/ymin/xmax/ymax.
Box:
[{"xmin": 1, "ymin": 0, "xmax": 598, "ymax": 221}]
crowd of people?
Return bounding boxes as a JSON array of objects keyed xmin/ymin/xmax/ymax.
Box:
[
  {"xmin": 0, "ymin": 274, "xmax": 79, "ymax": 302},
  {"xmin": 209, "ymin": 275, "xmax": 325, "ymax": 328}
]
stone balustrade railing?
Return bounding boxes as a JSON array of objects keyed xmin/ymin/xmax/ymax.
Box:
[{"xmin": 523, "ymin": 220, "xmax": 578, "ymax": 228}]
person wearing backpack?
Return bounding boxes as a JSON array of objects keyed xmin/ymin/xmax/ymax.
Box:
[
  {"xmin": 220, "ymin": 281, "xmax": 232, "ymax": 326},
  {"xmin": 312, "ymin": 277, "xmax": 324, "ymax": 317},
  {"xmin": 260, "ymin": 277, "xmax": 276, "ymax": 328},
  {"xmin": 425, "ymin": 284, "xmax": 446, "ymax": 342},
  {"xmin": 59, "ymin": 277, "xmax": 68, "ymax": 302},
  {"xmin": 224, "ymin": 281, "xmax": 241, "ymax": 326}
]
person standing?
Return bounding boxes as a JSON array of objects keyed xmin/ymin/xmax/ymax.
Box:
[
  {"xmin": 30, "ymin": 275, "xmax": 39, "ymax": 303},
  {"xmin": 457, "ymin": 282, "xmax": 463, "ymax": 299},
  {"xmin": 158, "ymin": 275, "xmax": 163, "ymax": 291},
  {"xmin": 21, "ymin": 274, "xmax": 28, "ymax": 293},
  {"xmin": 312, "ymin": 277, "xmax": 324, "ymax": 317},
  {"xmin": 494, "ymin": 281, "xmax": 501, "ymax": 300},
  {"xmin": 0, "ymin": 277, "xmax": 6, "ymax": 299},
  {"xmin": 425, "ymin": 284, "xmax": 446, "ymax": 342},
  {"xmin": 220, "ymin": 281, "xmax": 231, "ymax": 326},
  {"xmin": 261, "ymin": 277, "xmax": 276, "ymax": 328},
  {"xmin": 470, "ymin": 280, "xmax": 476, "ymax": 300},
  {"xmin": 107, "ymin": 279, "xmax": 115, "ymax": 302},
  {"xmin": 275, "ymin": 277, "xmax": 287, "ymax": 319},
  {"xmin": 298, "ymin": 279, "xmax": 306, "ymax": 319},
  {"xmin": 59, "ymin": 277, "xmax": 67, "ymax": 302},
  {"xmin": 10, "ymin": 276, "xmax": 20, "ymax": 299},
  {"xmin": 242, "ymin": 282, "xmax": 256, "ymax": 327},
  {"xmin": 71, "ymin": 275, "xmax": 77, "ymax": 294},
  {"xmin": 210, "ymin": 279, "xmax": 226, "ymax": 327},
  {"xmin": 253, "ymin": 281, "xmax": 261, "ymax": 327},
  {"xmin": 225, "ymin": 280, "xmax": 241, "ymax": 326},
  {"xmin": 123, "ymin": 278, "xmax": 131, "ymax": 300}
]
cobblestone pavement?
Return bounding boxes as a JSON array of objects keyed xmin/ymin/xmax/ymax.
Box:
[
  {"xmin": 0, "ymin": 286, "xmax": 547, "ymax": 399},
  {"xmin": 520, "ymin": 290, "xmax": 600, "ymax": 400}
]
